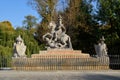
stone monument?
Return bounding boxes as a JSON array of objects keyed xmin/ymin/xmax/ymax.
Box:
[
  {"xmin": 13, "ymin": 35, "xmax": 26, "ymax": 58},
  {"xmin": 12, "ymin": 16, "xmax": 109, "ymax": 70},
  {"xmin": 94, "ymin": 36, "xmax": 108, "ymax": 57},
  {"xmin": 43, "ymin": 15, "xmax": 72, "ymax": 49}
]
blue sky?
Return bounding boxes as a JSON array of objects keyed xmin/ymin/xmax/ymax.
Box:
[
  {"xmin": 0, "ymin": 0, "xmax": 40, "ymax": 28},
  {"xmin": 0, "ymin": 0, "xmax": 66, "ymax": 28},
  {"xmin": 0, "ymin": 0, "xmax": 96, "ymax": 28}
]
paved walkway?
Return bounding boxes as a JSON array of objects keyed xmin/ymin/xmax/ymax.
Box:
[{"xmin": 0, "ymin": 70, "xmax": 120, "ymax": 80}]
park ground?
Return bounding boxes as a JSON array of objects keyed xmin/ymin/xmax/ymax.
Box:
[{"xmin": 0, "ymin": 70, "xmax": 120, "ymax": 80}]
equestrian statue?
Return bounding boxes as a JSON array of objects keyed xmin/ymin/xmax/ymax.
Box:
[{"xmin": 43, "ymin": 15, "xmax": 72, "ymax": 49}]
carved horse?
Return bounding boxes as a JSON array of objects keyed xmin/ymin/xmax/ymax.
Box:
[
  {"xmin": 58, "ymin": 33, "xmax": 72, "ymax": 49},
  {"xmin": 43, "ymin": 21, "xmax": 72, "ymax": 49}
]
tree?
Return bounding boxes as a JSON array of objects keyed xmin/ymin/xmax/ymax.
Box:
[
  {"xmin": 95, "ymin": 0, "xmax": 120, "ymax": 45},
  {"xmin": 29, "ymin": 0, "xmax": 58, "ymax": 22},
  {"xmin": 23, "ymin": 15, "xmax": 38, "ymax": 30},
  {"xmin": 96, "ymin": 0, "xmax": 120, "ymax": 35},
  {"xmin": 60, "ymin": 0, "xmax": 96, "ymax": 52},
  {"xmin": 28, "ymin": 0, "xmax": 58, "ymax": 43},
  {"xmin": 0, "ymin": 21, "xmax": 15, "ymax": 67},
  {"xmin": 0, "ymin": 21, "xmax": 15, "ymax": 47}
]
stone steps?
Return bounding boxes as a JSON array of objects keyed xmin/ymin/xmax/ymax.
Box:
[{"xmin": 32, "ymin": 49, "xmax": 89, "ymax": 58}]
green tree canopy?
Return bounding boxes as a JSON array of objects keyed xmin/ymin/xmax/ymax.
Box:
[
  {"xmin": 28, "ymin": 0, "xmax": 59, "ymax": 43},
  {"xmin": 95, "ymin": 0, "xmax": 120, "ymax": 46},
  {"xmin": 23, "ymin": 15, "xmax": 38, "ymax": 30}
]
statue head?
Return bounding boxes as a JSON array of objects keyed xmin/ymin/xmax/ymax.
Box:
[
  {"xmin": 16, "ymin": 35, "xmax": 23, "ymax": 44},
  {"xmin": 48, "ymin": 21, "xmax": 56, "ymax": 29},
  {"xmin": 100, "ymin": 36, "xmax": 105, "ymax": 44}
]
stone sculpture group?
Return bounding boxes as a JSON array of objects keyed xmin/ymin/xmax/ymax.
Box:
[
  {"xmin": 13, "ymin": 16, "xmax": 108, "ymax": 58},
  {"xmin": 43, "ymin": 15, "xmax": 72, "ymax": 49}
]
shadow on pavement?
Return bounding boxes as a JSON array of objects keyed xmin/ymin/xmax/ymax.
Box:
[{"xmin": 71, "ymin": 74, "xmax": 120, "ymax": 80}]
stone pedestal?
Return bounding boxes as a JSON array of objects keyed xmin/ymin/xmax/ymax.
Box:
[
  {"xmin": 31, "ymin": 49, "xmax": 90, "ymax": 58},
  {"xmin": 12, "ymin": 49, "xmax": 109, "ymax": 71}
]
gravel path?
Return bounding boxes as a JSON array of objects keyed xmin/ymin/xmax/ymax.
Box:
[{"xmin": 0, "ymin": 70, "xmax": 120, "ymax": 80}]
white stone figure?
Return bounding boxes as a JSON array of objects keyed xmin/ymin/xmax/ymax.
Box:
[
  {"xmin": 94, "ymin": 36, "xmax": 108, "ymax": 57},
  {"xmin": 13, "ymin": 35, "xmax": 26, "ymax": 58},
  {"xmin": 44, "ymin": 37, "xmax": 63, "ymax": 49},
  {"xmin": 43, "ymin": 15, "xmax": 72, "ymax": 49}
]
